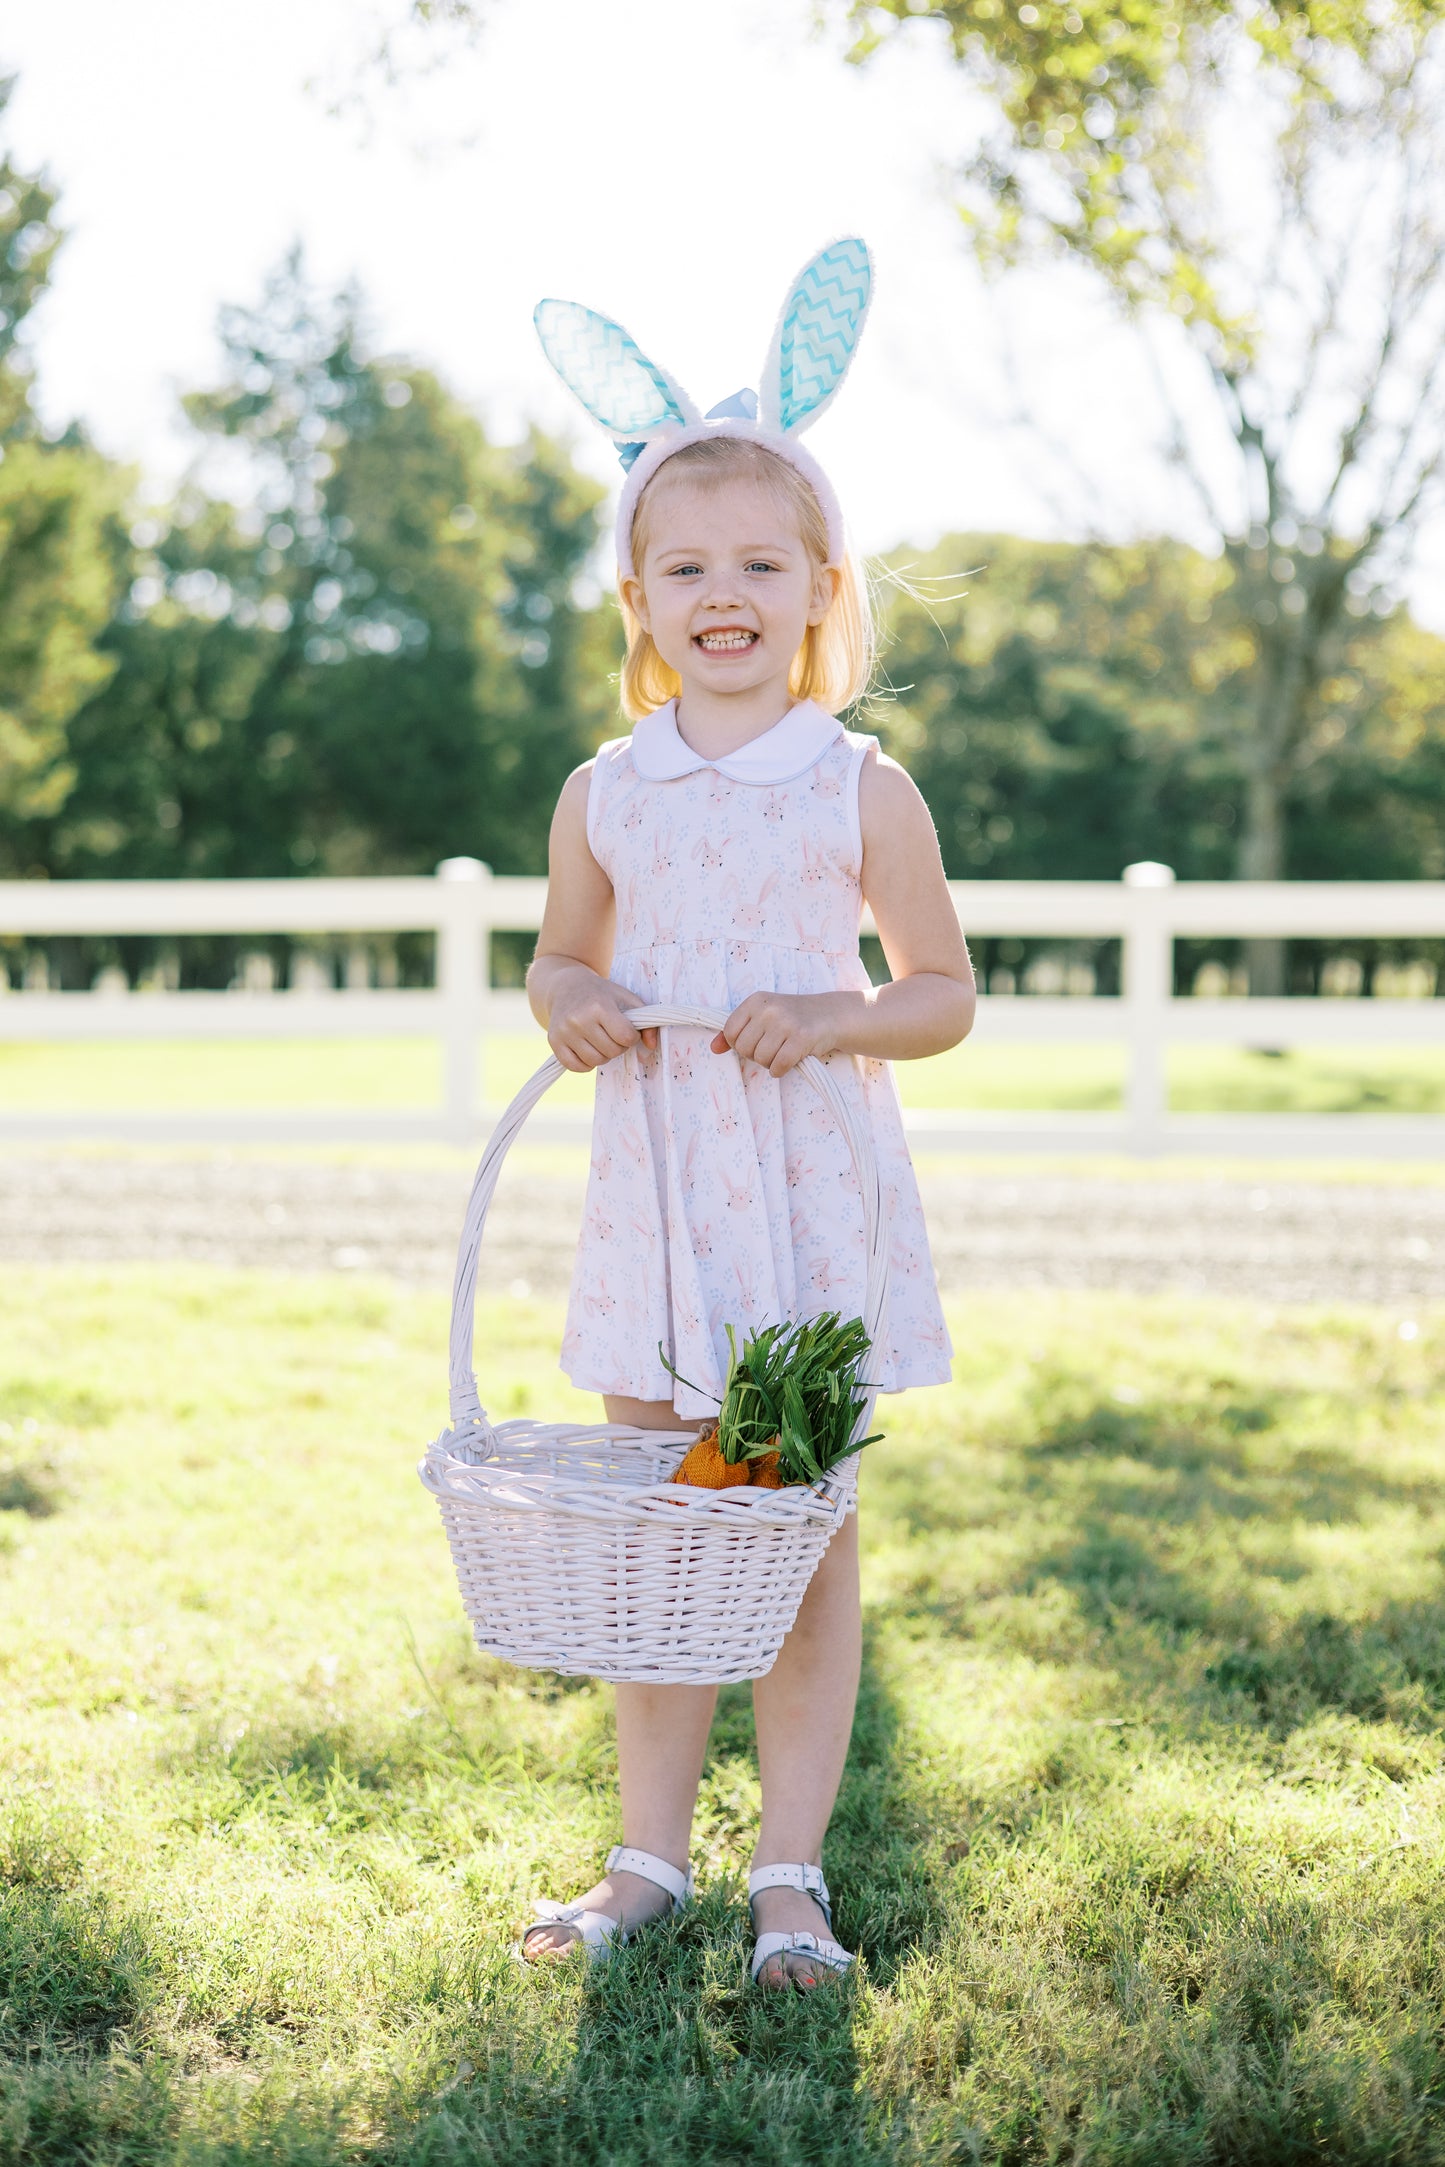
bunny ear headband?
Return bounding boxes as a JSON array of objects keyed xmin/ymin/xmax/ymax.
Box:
[{"xmin": 534, "ymin": 236, "xmax": 873, "ymax": 584}]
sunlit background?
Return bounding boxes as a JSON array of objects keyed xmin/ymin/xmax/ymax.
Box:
[
  {"xmin": 6, "ymin": 0, "xmax": 1442, "ymax": 618},
  {"xmin": 2, "ymin": 0, "xmax": 1443, "ymax": 1006}
]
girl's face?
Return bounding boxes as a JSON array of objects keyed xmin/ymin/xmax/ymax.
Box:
[{"xmin": 622, "ymin": 473, "xmax": 837, "ymax": 708}]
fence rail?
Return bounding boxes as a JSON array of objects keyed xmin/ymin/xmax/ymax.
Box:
[{"xmin": 2, "ymin": 861, "xmax": 1443, "ymax": 1155}]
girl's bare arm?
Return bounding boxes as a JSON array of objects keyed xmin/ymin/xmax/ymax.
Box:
[
  {"xmin": 714, "ymin": 749, "xmax": 975, "ymax": 1074},
  {"xmin": 526, "ymin": 766, "xmax": 658, "ymax": 1072}
]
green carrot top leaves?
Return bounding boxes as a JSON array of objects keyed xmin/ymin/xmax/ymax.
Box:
[{"xmin": 660, "ymin": 1312, "xmax": 882, "ymax": 1486}]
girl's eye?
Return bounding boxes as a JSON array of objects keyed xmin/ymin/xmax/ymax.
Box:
[
  {"xmin": 668, "ymin": 562, "xmax": 703, "ymax": 577},
  {"xmin": 746, "ymin": 561, "xmax": 777, "ymax": 574}
]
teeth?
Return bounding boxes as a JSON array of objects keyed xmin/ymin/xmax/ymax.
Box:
[{"xmin": 698, "ymin": 631, "xmax": 756, "ymax": 650}]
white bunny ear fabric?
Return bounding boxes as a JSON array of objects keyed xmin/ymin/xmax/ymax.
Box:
[
  {"xmin": 533, "ymin": 299, "xmax": 701, "ymax": 455},
  {"xmin": 758, "ymin": 238, "xmax": 873, "ymax": 435}
]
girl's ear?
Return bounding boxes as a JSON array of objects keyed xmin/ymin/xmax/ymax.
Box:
[
  {"xmin": 758, "ymin": 238, "xmax": 873, "ymax": 437},
  {"xmin": 534, "ymin": 300, "xmax": 701, "ymax": 455},
  {"xmin": 808, "ymin": 562, "xmax": 842, "ymax": 625},
  {"xmin": 619, "ymin": 570, "xmax": 651, "ymax": 631}
]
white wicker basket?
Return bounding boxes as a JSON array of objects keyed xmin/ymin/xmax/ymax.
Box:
[{"xmin": 418, "ymin": 1004, "xmax": 890, "ymax": 1684}]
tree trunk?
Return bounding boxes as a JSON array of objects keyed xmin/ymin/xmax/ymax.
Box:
[
  {"xmin": 1237, "ymin": 636, "xmax": 1297, "ymax": 997},
  {"xmin": 1239, "ymin": 759, "xmax": 1288, "ymax": 996}
]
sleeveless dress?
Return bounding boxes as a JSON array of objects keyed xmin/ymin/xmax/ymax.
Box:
[{"xmin": 561, "ymin": 697, "xmax": 953, "ymax": 1420}]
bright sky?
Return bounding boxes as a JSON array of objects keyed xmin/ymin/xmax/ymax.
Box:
[{"xmin": 4, "ymin": 0, "xmax": 1444, "ymax": 625}]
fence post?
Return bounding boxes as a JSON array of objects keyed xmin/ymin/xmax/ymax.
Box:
[
  {"xmin": 1122, "ymin": 862, "xmax": 1174, "ymax": 1152},
  {"xmin": 435, "ymin": 857, "xmax": 490, "ymax": 1141}
]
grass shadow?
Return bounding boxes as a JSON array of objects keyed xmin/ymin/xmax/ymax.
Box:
[
  {"xmin": 819, "ymin": 1357, "xmax": 1445, "ymax": 2163},
  {"xmin": 874, "ymin": 1364, "xmax": 1445, "ymax": 1744},
  {"xmin": 133, "ymin": 1617, "xmax": 919, "ymax": 2160},
  {"xmin": 0, "ymin": 1884, "xmax": 155, "ymax": 2056},
  {"xmin": 13, "ymin": 1288, "xmax": 1445, "ymax": 2164},
  {"xmin": 0, "ymin": 2056, "xmax": 182, "ymax": 2167},
  {"xmin": 1014, "ymin": 1387, "xmax": 1445, "ymax": 1738},
  {"xmin": 0, "ymin": 1460, "xmax": 63, "ymax": 1518},
  {"xmin": 378, "ymin": 1637, "xmax": 911, "ymax": 2167},
  {"xmin": 382, "ymin": 1595, "xmax": 923, "ymax": 2164}
]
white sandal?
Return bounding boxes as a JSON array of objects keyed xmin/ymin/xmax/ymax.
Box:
[
  {"xmin": 749, "ymin": 1861, "xmax": 855, "ymax": 1986},
  {"xmin": 520, "ymin": 1845, "xmax": 694, "ymax": 1966}
]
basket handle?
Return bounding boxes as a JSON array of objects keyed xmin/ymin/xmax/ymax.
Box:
[{"xmin": 446, "ymin": 1004, "xmax": 891, "ymax": 1447}]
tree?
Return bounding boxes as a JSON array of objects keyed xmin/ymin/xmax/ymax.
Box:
[
  {"xmin": 872, "ymin": 530, "xmax": 1445, "ymax": 996},
  {"xmin": 0, "ymin": 79, "xmax": 131, "ymax": 875},
  {"xmin": 843, "ymin": 1, "xmax": 1445, "ymax": 983},
  {"xmin": 1288, "ymin": 606, "xmax": 1445, "ymax": 882},
  {"xmin": 50, "ymin": 251, "xmax": 615, "ymax": 887},
  {"xmin": 0, "ymin": 443, "xmax": 130, "ymax": 865},
  {"xmin": 875, "ymin": 533, "xmax": 1241, "ymax": 882},
  {"xmin": 45, "ymin": 495, "xmax": 309, "ymax": 883},
  {"xmin": 0, "ymin": 75, "xmax": 63, "ymax": 443},
  {"xmin": 315, "ymin": 0, "xmax": 491, "ymax": 133}
]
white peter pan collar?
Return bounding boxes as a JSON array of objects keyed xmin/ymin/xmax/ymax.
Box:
[{"xmin": 630, "ymin": 699, "xmax": 843, "ymax": 786}]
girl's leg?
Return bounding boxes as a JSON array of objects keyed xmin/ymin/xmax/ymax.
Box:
[
  {"xmin": 750, "ymin": 1509, "xmax": 861, "ymax": 1988},
  {"xmin": 523, "ymin": 1394, "xmax": 718, "ymax": 1959}
]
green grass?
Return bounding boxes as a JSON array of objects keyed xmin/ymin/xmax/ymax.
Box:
[
  {"xmin": 2, "ymin": 1264, "xmax": 1444, "ymax": 2161},
  {"xmin": 2, "ymin": 1035, "xmax": 1444, "ymax": 1117}
]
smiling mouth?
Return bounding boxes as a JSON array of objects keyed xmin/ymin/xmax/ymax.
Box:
[{"xmin": 695, "ymin": 629, "xmax": 759, "ymax": 652}]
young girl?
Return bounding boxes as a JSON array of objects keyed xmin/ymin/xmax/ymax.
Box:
[{"xmin": 521, "ymin": 243, "xmax": 974, "ymax": 1989}]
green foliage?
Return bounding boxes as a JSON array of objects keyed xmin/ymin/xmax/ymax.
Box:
[
  {"xmin": 1, "ymin": 1266, "xmax": 1445, "ymax": 2159},
  {"xmin": 842, "ymin": 1, "xmax": 1445, "ymax": 936},
  {"xmin": 45, "ymin": 494, "xmax": 316, "ymax": 880},
  {"xmin": 843, "ymin": 0, "xmax": 1438, "ymax": 336},
  {"xmin": 667, "ymin": 1313, "xmax": 883, "ymax": 1481},
  {"xmin": 0, "ymin": 77, "xmax": 63, "ymax": 441},
  {"xmin": 875, "ymin": 532, "xmax": 1445, "ymax": 881},
  {"xmin": 46, "ymin": 251, "xmax": 615, "ymax": 882},
  {"xmin": 0, "ymin": 441, "xmax": 130, "ymax": 858},
  {"xmin": 1292, "ymin": 610, "xmax": 1445, "ymax": 880},
  {"xmin": 8, "ymin": 64, "xmax": 1445, "ymax": 900},
  {"xmin": 0, "ymin": 123, "xmax": 623, "ymax": 886},
  {"xmin": 877, "ymin": 533, "xmax": 1233, "ymax": 879},
  {"xmin": 0, "ymin": 83, "xmax": 131, "ymax": 871}
]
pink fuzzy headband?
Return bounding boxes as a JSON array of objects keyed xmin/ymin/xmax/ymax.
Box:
[{"xmin": 534, "ymin": 238, "xmax": 873, "ymax": 584}]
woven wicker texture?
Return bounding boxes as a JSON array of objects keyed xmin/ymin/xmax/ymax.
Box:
[{"xmin": 419, "ymin": 1005, "xmax": 890, "ymax": 1684}]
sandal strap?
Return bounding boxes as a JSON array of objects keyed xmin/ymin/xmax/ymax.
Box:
[
  {"xmin": 605, "ymin": 1845, "xmax": 694, "ymax": 1910},
  {"xmin": 519, "ymin": 1852, "xmax": 694, "ymax": 1966},
  {"xmin": 750, "ymin": 1929, "xmax": 854, "ymax": 1982},
  {"xmin": 524, "ymin": 1901, "xmax": 619, "ymax": 1956},
  {"xmin": 748, "ymin": 1860, "xmax": 832, "ymax": 1926}
]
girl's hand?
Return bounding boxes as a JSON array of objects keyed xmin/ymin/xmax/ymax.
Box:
[
  {"xmin": 711, "ymin": 992, "xmax": 836, "ymax": 1078},
  {"xmin": 546, "ymin": 966, "xmax": 658, "ymax": 1073},
  {"xmin": 528, "ymin": 765, "xmax": 657, "ymax": 1073}
]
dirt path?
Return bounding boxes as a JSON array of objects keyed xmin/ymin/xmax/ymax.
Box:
[{"xmin": 2, "ymin": 1151, "xmax": 1441, "ymax": 1308}]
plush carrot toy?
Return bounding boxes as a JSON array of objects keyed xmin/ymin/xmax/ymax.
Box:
[{"xmin": 669, "ymin": 1426, "xmax": 786, "ymax": 1489}]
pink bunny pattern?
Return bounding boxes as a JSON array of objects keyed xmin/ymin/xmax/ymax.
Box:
[{"xmin": 560, "ymin": 719, "xmax": 953, "ymax": 1417}]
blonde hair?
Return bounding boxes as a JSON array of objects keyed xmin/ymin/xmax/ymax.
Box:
[{"xmin": 618, "ymin": 436, "xmax": 874, "ymax": 723}]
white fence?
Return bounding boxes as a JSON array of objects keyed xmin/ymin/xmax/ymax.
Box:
[{"xmin": 1, "ymin": 861, "xmax": 1443, "ymax": 1155}]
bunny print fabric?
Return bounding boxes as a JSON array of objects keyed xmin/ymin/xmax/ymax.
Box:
[{"xmin": 560, "ymin": 699, "xmax": 953, "ymax": 1419}]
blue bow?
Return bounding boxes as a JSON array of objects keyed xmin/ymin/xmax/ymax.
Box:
[
  {"xmin": 705, "ymin": 387, "xmax": 759, "ymax": 422},
  {"xmin": 616, "ymin": 387, "xmax": 759, "ymax": 470}
]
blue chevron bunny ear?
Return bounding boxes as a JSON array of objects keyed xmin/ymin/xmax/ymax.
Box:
[
  {"xmin": 534, "ymin": 298, "xmax": 700, "ymax": 465},
  {"xmin": 758, "ymin": 237, "xmax": 873, "ymax": 436}
]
